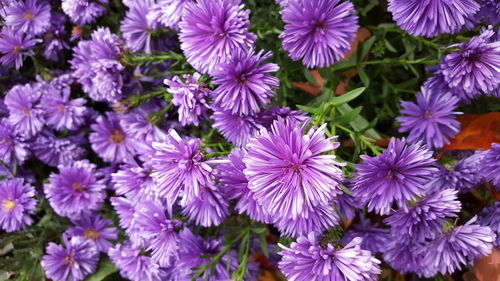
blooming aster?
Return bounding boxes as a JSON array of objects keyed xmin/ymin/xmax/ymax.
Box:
[
  {"xmin": 5, "ymin": 83, "xmax": 44, "ymax": 137},
  {"xmin": 146, "ymin": 0, "xmax": 190, "ymax": 29},
  {"xmin": 352, "ymin": 138, "xmax": 437, "ymax": 215},
  {"xmin": 0, "ymin": 118, "xmax": 29, "ymax": 165},
  {"xmin": 212, "ymin": 107, "xmax": 262, "ymax": 147},
  {"xmin": 111, "ymin": 162, "xmax": 156, "ymax": 202},
  {"xmin": 482, "ymin": 143, "xmax": 500, "ymax": 188},
  {"xmin": 383, "ymin": 240, "xmax": 429, "ymax": 276},
  {"xmin": 424, "ymin": 68, "xmax": 479, "ymax": 103},
  {"xmin": 0, "ymin": 28, "xmax": 38, "ymax": 70},
  {"xmin": 31, "ymin": 131, "xmax": 86, "ymax": 167},
  {"xmin": 110, "ymin": 197, "xmax": 147, "ymax": 246},
  {"xmin": 478, "ymin": 202, "xmax": 500, "ymax": 246},
  {"xmin": 40, "ymin": 85, "xmax": 87, "ymax": 131},
  {"xmin": 212, "ymin": 49, "xmax": 279, "ymax": 116},
  {"xmin": 279, "ymin": 0, "xmax": 359, "ymax": 68},
  {"xmin": 121, "ymin": 0, "xmax": 155, "ymax": 53},
  {"xmin": 440, "ymin": 27, "xmax": 500, "ymax": 94},
  {"xmin": 44, "ymin": 160, "xmax": 106, "ymax": 219},
  {"xmin": 108, "ymin": 242, "xmax": 166, "ymax": 281},
  {"xmin": 244, "ymin": 118, "xmax": 343, "ymax": 219},
  {"xmin": 274, "ymin": 203, "xmax": 339, "ymax": 237},
  {"xmin": 342, "ymin": 217, "xmax": 391, "ymax": 254},
  {"xmin": 90, "ymin": 112, "xmax": 136, "ymax": 163},
  {"xmin": 257, "ymin": 105, "xmax": 308, "ymax": 128},
  {"xmin": 5, "ymin": 0, "xmax": 51, "ymax": 35},
  {"xmin": 179, "ymin": 0, "xmax": 256, "ymax": 74},
  {"xmin": 0, "ymin": 178, "xmax": 37, "ymax": 232},
  {"xmin": 41, "ymin": 237, "xmax": 99, "ymax": 281},
  {"xmin": 397, "ymin": 86, "xmax": 461, "ymax": 149},
  {"xmin": 334, "ymin": 189, "xmax": 359, "ymax": 220},
  {"xmin": 61, "ymin": 0, "xmax": 106, "ymax": 25},
  {"xmin": 279, "ymin": 235, "xmax": 381, "ymax": 281},
  {"xmin": 43, "ymin": 12, "xmax": 69, "ymax": 61},
  {"xmin": 182, "ymin": 187, "xmax": 229, "ymax": 227},
  {"xmin": 388, "ymin": 0, "xmax": 480, "ymax": 37},
  {"xmin": 165, "ymin": 73, "xmax": 210, "ymax": 126},
  {"xmin": 65, "ymin": 214, "xmax": 118, "ymax": 253}
]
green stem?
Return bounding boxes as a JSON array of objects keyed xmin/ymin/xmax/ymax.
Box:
[
  {"xmin": 330, "ymin": 58, "xmax": 439, "ymax": 72},
  {"xmin": 205, "ymin": 151, "xmax": 231, "ymax": 158}
]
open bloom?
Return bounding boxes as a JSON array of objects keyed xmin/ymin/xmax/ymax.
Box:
[
  {"xmin": 5, "ymin": 0, "xmax": 51, "ymax": 35},
  {"xmin": 0, "ymin": 178, "xmax": 37, "ymax": 232},
  {"xmin": 0, "ymin": 28, "xmax": 38, "ymax": 69},
  {"xmin": 212, "ymin": 107, "xmax": 262, "ymax": 147},
  {"xmin": 65, "ymin": 214, "xmax": 118, "ymax": 253},
  {"xmin": 182, "ymin": 187, "xmax": 229, "ymax": 227},
  {"xmin": 147, "ymin": 0, "xmax": 190, "ymax": 29},
  {"xmin": 482, "ymin": 143, "xmax": 500, "ymax": 188},
  {"xmin": 121, "ymin": 0, "xmax": 155, "ymax": 53},
  {"xmin": 5, "ymin": 83, "xmax": 44, "ymax": 138},
  {"xmin": 40, "ymin": 85, "xmax": 87, "ymax": 131},
  {"xmin": 0, "ymin": 118, "xmax": 29, "ymax": 165},
  {"xmin": 61, "ymin": 0, "xmax": 106, "ymax": 25},
  {"xmin": 108, "ymin": 242, "xmax": 166, "ymax": 281}
]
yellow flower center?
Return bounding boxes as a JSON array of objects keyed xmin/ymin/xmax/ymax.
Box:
[
  {"xmin": 2, "ymin": 200, "xmax": 16, "ymax": 211},
  {"xmin": 84, "ymin": 228, "xmax": 100, "ymax": 240}
]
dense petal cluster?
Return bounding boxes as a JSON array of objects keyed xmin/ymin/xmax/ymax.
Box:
[
  {"xmin": 61, "ymin": 0, "xmax": 106, "ymax": 25},
  {"xmin": 5, "ymin": 83, "xmax": 44, "ymax": 137},
  {"xmin": 5, "ymin": 0, "xmax": 51, "ymax": 35},
  {"xmin": 65, "ymin": 214, "xmax": 118, "ymax": 253},
  {"xmin": 0, "ymin": 118, "xmax": 29, "ymax": 165},
  {"xmin": 212, "ymin": 107, "xmax": 262, "ymax": 147},
  {"xmin": 482, "ymin": 143, "xmax": 500, "ymax": 188},
  {"xmin": 0, "ymin": 28, "xmax": 39, "ymax": 69},
  {"xmin": 478, "ymin": 202, "xmax": 500, "ymax": 246},
  {"xmin": 0, "ymin": 178, "xmax": 37, "ymax": 232},
  {"xmin": 108, "ymin": 242, "xmax": 166, "ymax": 281}
]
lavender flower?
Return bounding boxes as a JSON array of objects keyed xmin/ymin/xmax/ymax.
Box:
[
  {"xmin": 0, "ymin": 118, "xmax": 29, "ymax": 165},
  {"xmin": 179, "ymin": 0, "xmax": 256, "ymax": 74},
  {"xmin": 424, "ymin": 68, "xmax": 479, "ymax": 103},
  {"xmin": 257, "ymin": 105, "xmax": 308, "ymax": 128},
  {"xmin": 479, "ymin": 202, "xmax": 500, "ymax": 246},
  {"xmin": 279, "ymin": 0, "xmax": 359, "ymax": 68},
  {"xmin": 397, "ymin": 86, "xmax": 461, "ymax": 149},
  {"xmin": 44, "ymin": 160, "xmax": 106, "ymax": 219},
  {"xmin": 482, "ymin": 143, "xmax": 500, "ymax": 188},
  {"xmin": 43, "ymin": 12, "xmax": 69, "ymax": 61},
  {"xmin": 342, "ymin": 218, "xmax": 390, "ymax": 254},
  {"xmin": 31, "ymin": 131, "xmax": 86, "ymax": 167},
  {"xmin": 41, "ymin": 237, "xmax": 99, "ymax": 281},
  {"xmin": 388, "ymin": 0, "xmax": 480, "ymax": 37},
  {"xmin": 0, "ymin": 28, "xmax": 38, "ymax": 69},
  {"xmin": 0, "ymin": 178, "xmax": 37, "ymax": 232},
  {"xmin": 212, "ymin": 49, "xmax": 280, "ymax": 116},
  {"xmin": 61, "ymin": 0, "xmax": 106, "ymax": 25},
  {"xmin": 146, "ymin": 0, "xmax": 190, "ymax": 29},
  {"xmin": 40, "ymin": 85, "xmax": 86, "ymax": 131},
  {"xmin": 121, "ymin": 0, "xmax": 155, "ymax": 53},
  {"xmin": 441, "ymin": 27, "xmax": 500, "ymax": 94},
  {"xmin": 182, "ymin": 187, "xmax": 229, "ymax": 227},
  {"xmin": 165, "ymin": 73, "xmax": 210, "ymax": 126},
  {"xmin": 5, "ymin": 0, "xmax": 51, "ymax": 35},
  {"xmin": 65, "ymin": 214, "xmax": 118, "ymax": 252},
  {"xmin": 279, "ymin": 235, "xmax": 381, "ymax": 281},
  {"xmin": 90, "ymin": 112, "xmax": 136, "ymax": 163},
  {"xmin": 212, "ymin": 107, "xmax": 262, "ymax": 147},
  {"xmin": 476, "ymin": 0, "xmax": 500, "ymax": 25},
  {"xmin": 5, "ymin": 83, "xmax": 44, "ymax": 137},
  {"xmin": 244, "ymin": 118, "xmax": 343, "ymax": 219},
  {"xmin": 352, "ymin": 138, "xmax": 437, "ymax": 215},
  {"xmin": 108, "ymin": 242, "xmax": 165, "ymax": 281},
  {"xmin": 334, "ymin": 190, "xmax": 358, "ymax": 220},
  {"xmin": 383, "ymin": 241, "xmax": 429, "ymax": 276},
  {"xmin": 274, "ymin": 203, "xmax": 339, "ymax": 238},
  {"xmin": 111, "ymin": 162, "xmax": 156, "ymax": 202}
]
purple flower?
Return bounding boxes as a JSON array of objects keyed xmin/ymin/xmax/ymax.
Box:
[
  {"xmin": 111, "ymin": 162, "xmax": 156, "ymax": 202},
  {"xmin": 388, "ymin": 0, "xmax": 480, "ymax": 37},
  {"xmin": 420, "ymin": 217, "xmax": 496, "ymax": 277},
  {"xmin": 5, "ymin": 83, "xmax": 44, "ymax": 138},
  {"xmin": 31, "ymin": 131, "xmax": 86, "ymax": 167},
  {"xmin": 90, "ymin": 112, "xmax": 136, "ymax": 163},
  {"xmin": 0, "ymin": 178, "xmax": 37, "ymax": 232},
  {"xmin": 482, "ymin": 143, "xmax": 500, "ymax": 188},
  {"xmin": 121, "ymin": 0, "xmax": 154, "ymax": 53},
  {"xmin": 134, "ymin": 200, "xmax": 182, "ymax": 266},
  {"xmin": 212, "ymin": 107, "xmax": 262, "ymax": 147},
  {"xmin": 244, "ymin": 118, "xmax": 343, "ymax": 219},
  {"xmin": 108, "ymin": 242, "xmax": 165, "ymax": 281},
  {"xmin": 150, "ymin": 130, "xmax": 213, "ymax": 206},
  {"xmin": 257, "ymin": 105, "xmax": 308, "ymax": 128},
  {"xmin": 61, "ymin": 0, "xmax": 106, "ymax": 25},
  {"xmin": 397, "ymin": 86, "xmax": 461, "ymax": 149},
  {"xmin": 65, "ymin": 214, "xmax": 118, "ymax": 253},
  {"xmin": 279, "ymin": 0, "xmax": 359, "ymax": 68},
  {"xmin": 352, "ymin": 138, "xmax": 437, "ymax": 215},
  {"xmin": 383, "ymin": 241, "xmax": 429, "ymax": 276},
  {"xmin": 424, "ymin": 68, "xmax": 479, "ymax": 103},
  {"xmin": 478, "ymin": 202, "xmax": 500, "ymax": 246},
  {"xmin": 0, "ymin": 28, "xmax": 38, "ymax": 69},
  {"xmin": 441, "ymin": 27, "xmax": 500, "ymax": 94},
  {"xmin": 165, "ymin": 73, "xmax": 210, "ymax": 126},
  {"xmin": 44, "ymin": 160, "xmax": 106, "ymax": 219},
  {"xmin": 40, "ymin": 85, "xmax": 86, "ymax": 131},
  {"xmin": 147, "ymin": 0, "xmax": 190, "ymax": 29},
  {"xmin": 476, "ymin": 0, "xmax": 500, "ymax": 25},
  {"xmin": 385, "ymin": 189, "xmax": 461, "ymax": 243},
  {"xmin": 43, "ymin": 12, "xmax": 69, "ymax": 61},
  {"xmin": 279, "ymin": 235, "xmax": 381, "ymax": 281},
  {"xmin": 334, "ymin": 190, "xmax": 358, "ymax": 220},
  {"xmin": 342, "ymin": 218, "xmax": 390, "ymax": 254},
  {"xmin": 212, "ymin": 49, "xmax": 279, "ymax": 116},
  {"xmin": 0, "ymin": 118, "xmax": 29, "ymax": 165},
  {"xmin": 110, "ymin": 197, "xmax": 144, "ymax": 244},
  {"xmin": 5, "ymin": 0, "xmax": 51, "ymax": 35},
  {"xmin": 182, "ymin": 187, "xmax": 229, "ymax": 227},
  {"xmin": 41, "ymin": 237, "xmax": 99, "ymax": 281},
  {"xmin": 274, "ymin": 203, "xmax": 339, "ymax": 237},
  {"xmin": 179, "ymin": 0, "xmax": 256, "ymax": 74}
]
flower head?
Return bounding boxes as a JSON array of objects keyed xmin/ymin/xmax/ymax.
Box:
[
  {"xmin": 40, "ymin": 85, "xmax": 87, "ymax": 131},
  {"xmin": 0, "ymin": 28, "xmax": 38, "ymax": 69},
  {"xmin": 182, "ymin": 187, "xmax": 229, "ymax": 227},
  {"xmin": 65, "ymin": 214, "xmax": 118, "ymax": 253},
  {"xmin": 279, "ymin": 0, "xmax": 359, "ymax": 68},
  {"xmin": 352, "ymin": 138, "xmax": 437, "ymax": 215},
  {"xmin": 274, "ymin": 203, "xmax": 339, "ymax": 238},
  {"xmin": 5, "ymin": 83, "xmax": 44, "ymax": 137},
  {"xmin": 0, "ymin": 178, "xmax": 37, "ymax": 232},
  {"xmin": 478, "ymin": 202, "xmax": 500, "ymax": 246},
  {"xmin": 61, "ymin": 0, "xmax": 106, "ymax": 25},
  {"xmin": 0, "ymin": 118, "xmax": 29, "ymax": 165},
  {"xmin": 147, "ymin": 0, "xmax": 190, "ymax": 29},
  {"xmin": 482, "ymin": 143, "xmax": 500, "ymax": 188},
  {"xmin": 5, "ymin": 0, "xmax": 51, "ymax": 35},
  {"xmin": 257, "ymin": 105, "xmax": 308, "ymax": 128},
  {"xmin": 212, "ymin": 107, "xmax": 262, "ymax": 147},
  {"xmin": 111, "ymin": 162, "xmax": 156, "ymax": 202},
  {"xmin": 31, "ymin": 131, "xmax": 86, "ymax": 167},
  {"xmin": 108, "ymin": 242, "xmax": 166, "ymax": 281},
  {"xmin": 342, "ymin": 218, "xmax": 390, "ymax": 254},
  {"xmin": 121, "ymin": 0, "xmax": 155, "ymax": 53},
  {"xmin": 43, "ymin": 12, "xmax": 69, "ymax": 61}
]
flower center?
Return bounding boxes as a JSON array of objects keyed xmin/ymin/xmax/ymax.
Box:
[
  {"xmin": 84, "ymin": 228, "xmax": 100, "ymax": 240},
  {"xmin": 314, "ymin": 21, "xmax": 327, "ymax": 32},
  {"xmin": 13, "ymin": 45, "xmax": 22, "ymax": 54},
  {"xmin": 384, "ymin": 168, "xmax": 401, "ymax": 180},
  {"xmin": 64, "ymin": 255, "xmax": 74, "ymax": 266},
  {"xmin": 72, "ymin": 25, "xmax": 84, "ymax": 37},
  {"xmin": 463, "ymin": 50, "xmax": 481, "ymax": 61},
  {"xmin": 423, "ymin": 110, "xmax": 433, "ymax": 119},
  {"xmin": 109, "ymin": 130, "xmax": 125, "ymax": 144},
  {"xmin": 2, "ymin": 199, "xmax": 16, "ymax": 211},
  {"xmin": 23, "ymin": 11, "xmax": 35, "ymax": 20},
  {"xmin": 56, "ymin": 105, "xmax": 66, "ymax": 113},
  {"xmin": 71, "ymin": 182, "xmax": 85, "ymax": 192},
  {"xmin": 22, "ymin": 108, "xmax": 30, "ymax": 116}
]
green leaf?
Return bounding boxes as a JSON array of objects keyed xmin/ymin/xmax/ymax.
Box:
[
  {"xmin": 384, "ymin": 39, "xmax": 397, "ymax": 53},
  {"xmin": 259, "ymin": 233, "xmax": 269, "ymax": 257},
  {"xmin": 303, "ymin": 69, "xmax": 317, "ymax": 86},
  {"xmin": 329, "ymin": 87, "xmax": 365, "ymax": 106},
  {"xmin": 85, "ymin": 258, "xmax": 117, "ymax": 281},
  {"xmin": 296, "ymin": 104, "xmax": 318, "ymax": 113},
  {"xmin": 357, "ymin": 67, "xmax": 370, "ymax": 87},
  {"xmin": 337, "ymin": 104, "xmax": 381, "ymax": 139},
  {"xmin": 251, "ymin": 227, "xmax": 266, "ymax": 234},
  {"xmin": 333, "ymin": 106, "xmax": 363, "ymax": 125},
  {"xmin": 360, "ymin": 36, "xmax": 377, "ymax": 59}
]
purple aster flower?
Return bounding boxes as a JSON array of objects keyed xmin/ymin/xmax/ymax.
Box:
[
  {"xmin": 397, "ymin": 86, "xmax": 462, "ymax": 149},
  {"xmin": 218, "ymin": 149, "xmax": 273, "ymax": 223},
  {"xmin": 352, "ymin": 138, "xmax": 437, "ymax": 215},
  {"xmin": 212, "ymin": 107, "xmax": 262, "ymax": 147},
  {"xmin": 5, "ymin": 83, "xmax": 44, "ymax": 137},
  {"xmin": 334, "ymin": 190, "xmax": 358, "ymax": 220},
  {"xmin": 182, "ymin": 187, "xmax": 229, "ymax": 227},
  {"xmin": 121, "ymin": 0, "xmax": 155, "ymax": 53},
  {"xmin": 108, "ymin": 242, "xmax": 166, "ymax": 281},
  {"xmin": 257, "ymin": 105, "xmax": 308, "ymax": 128},
  {"xmin": 146, "ymin": 0, "xmax": 190, "ymax": 29},
  {"xmin": 476, "ymin": 0, "xmax": 500, "ymax": 25},
  {"xmin": 279, "ymin": 0, "xmax": 359, "ymax": 68},
  {"xmin": 134, "ymin": 200, "xmax": 182, "ymax": 266},
  {"xmin": 342, "ymin": 218, "xmax": 390, "ymax": 254},
  {"xmin": 150, "ymin": 129, "xmax": 214, "ymax": 206},
  {"xmin": 61, "ymin": 0, "xmax": 106, "ymax": 25},
  {"xmin": 274, "ymin": 203, "xmax": 339, "ymax": 237},
  {"xmin": 41, "ymin": 237, "xmax": 99, "ymax": 281},
  {"xmin": 5, "ymin": 0, "xmax": 51, "ymax": 35},
  {"xmin": 482, "ymin": 143, "xmax": 500, "ymax": 188},
  {"xmin": 110, "ymin": 197, "xmax": 138, "ymax": 232},
  {"xmin": 44, "ymin": 160, "xmax": 106, "ymax": 219},
  {"xmin": 383, "ymin": 240, "xmax": 429, "ymax": 276},
  {"xmin": 424, "ymin": 68, "xmax": 479, "ymax": 103},
  {"xmin": 0, "ymin": 28, "xmax": 38, "ymax": 69},
  {"xmin": 64, "ymin": 214, "xmax": 118, "ymax": 253},
  {"xmin": 479, "ymin": 202, "xmax": 500, "ymax": 246},
  {"xmin": 244, "ymin": 118, "xmax": 343, "ymax": 220},
  {"xmin": 179, "ymin": 0, "xmax": 256, "ymax": 74},
  {"xmin": 420, "ymin": 217, "xmax": 496, "ymax": 277},
  {"xmin": 385, "ymin": 189, "xmax": 461, "ymax": 243},
  {"xmin": 0, "ymin": 118, "xmax": 29, "ymax": 165},
  {"xmin": 388, "ymin": 0, "xmax": 480, "ymax": 37},
  {"xmin": 212, "ymin": 49, "xmax": 279, "ymax": 116},
  {"xmin": 441, "ymin": 27, "xmax": 500, "ymax": 94},
  {"xmin": 111, "ymin": 162, "xmax": 156, "ymax": 202},
  {"xmin": 165, "ymin": 73, "xmax": 210, "ymax": 126},
  {"xmin": 279, "ymin": 235, "xmax": 381, "ymax": 281},
  {"xmin": 40, "ymin": 85, "xmax": 86, "ymax": 131},
  {"xmin": 43, "ymin": 12, "xmax": 70, "ymax": 61},
  {"xmin": 31, "ymin": 131, "xmax": 86, "ymax": 167},
  {"xmin": 90, "ymin": 112, "xmax": 136, "ymax": 163},
  {"xmin": 0, "ymin": 178, "xmax": 37, "ymax": 232}
]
